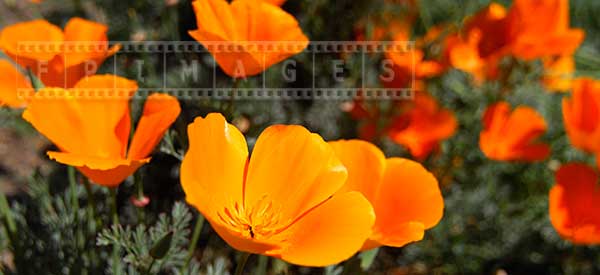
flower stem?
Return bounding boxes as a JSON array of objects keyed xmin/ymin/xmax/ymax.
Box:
[
  {"xmin": 234, "ymin": 252, "xmax": 251, "ymax": 275},
  {"xmin": 82, "ymin": 178, "xmax": 99, "ymax": 228},
  {"xmin": 182, "ymin": 214, "xmax": 205, "ymax": 271},
  {"xmin": 0, "ymin": 193, "xmax": 15, "ymax": 234},
  {"xmin": 109, "ymin": 188, "xmax": 119, "ymax": 226}
]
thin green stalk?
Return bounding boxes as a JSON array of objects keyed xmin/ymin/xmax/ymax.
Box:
[
  {"xmin": 255, "ymin": 255, "xmax": 268, "ymax": 275},
  {"xmin": 234, "ymin": 252, "xmax": 251, "ymax": 275},
  {"xmin": 109, "ymin": 187, "xmax": 121, "ymax": 275},
  {"xmin": 0, "ymin": 193, "xmax": 15, "ymax": 234},
  {"xmin": 82, "ymin": 178, "xmax": 99, "ymax": 228},
  {"xmin": 109, "ymin": 188, "xmax": 119, "ymax": 226},
  {"xmin": 182, "ymin": 215, "xmax": 205, "ymax": 271},
  {"xmin": 144, "ymin": 258, "xmax": 156, "ymax": 275}
]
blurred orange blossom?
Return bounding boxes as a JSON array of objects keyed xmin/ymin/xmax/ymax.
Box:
[
  {"xmin": 188, "ymin": 0, "xmax": 308, "ymax": 78},
  {"xmin": 388, "ymin": 92, "xmax": 457, "ymax": 159},
  {"xmin": 479, "ymin": 101, "xmax": 550, "ymax": 162},
  {"xmin": 22, "ymin": 75, "xmax": 181, "ymax": 187},
  {"xmin": 562, "ymin": 78, "xmax": 600, "ymax": 156},
  {"xmin": 0, "ymin": 18, "xmax": 120, "ymax": 88},
  {"xmin": 180, "ymin": 113, "xmax": 375, "ymax": 266},
  {"xmin": 329, "ymin": 139, "xmax": 444, "ymax": 250},
  {"xmin": 549, "ymin": 163, "xmax": 600, "ymax": 244}
]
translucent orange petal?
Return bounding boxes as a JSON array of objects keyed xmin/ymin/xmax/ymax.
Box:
[
  {"xmin": 0, "ymin": 59, "xmax": 32, "ymax": 108},
  {"xmin": 180, "ymin": 113, "xmax": 248, "ymax": 218},
  {"xmin": 276, "ymin": 192, "xmax": 375, "ymax": 266},
  {"xmin": 328, "ymin": 139, "xmax": 385, "ymax": 202},
  {"xmin": 189, "ymin": 0, "xmax": 308, "ymax": 77},
  {"xmin": 48, "ymin": 151, "xmax": 149, "ymax": 187},
  {"xmin": 128, "ymin": 93, "xmax": 181, "ymax": 159},
  {"xmin": 562, "ymin": 79, "xmax": 600, "ymax": 153},
  {"xmin": 0, "ymin": 20, "xmax": 63, "ymax": 62},
  {"xmin": 62, "ymin": 17, "xmax": 110, "ymax": 67},
  {"xmin": 244, "ymin": 125, "xmax": 347, "ymax": 224},
  {"xmin": 371, "ymin": 158, "xmax": 444, "ymax": 247},
  {"xmin": 549, "ymin": 163, "xmax": 600, "ymax": 244}
]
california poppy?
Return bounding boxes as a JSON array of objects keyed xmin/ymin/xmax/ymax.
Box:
[
  {"xmin": 479, "ymin": 101, "xmax": 550, "ymax": 162},
  {"xmin": 549, "ymin": 163, "xmax": 600, "ymax": 244},
  {"xmin": 189, "ymin": 0, "xmax": 309, "ymax": 77},
  {"xmin": 463, "ymin": 2, "xmax": 510, "ymax": 59},
  {"xmin": 388, "ymin": 92, "xmax": 457, "ymax": 159},
  {"xmin": 562, "ymin": 78, "xmax": 600, "ymax": 154},
  {"xmin": 542, "ymin": 55, "xmax": 575, "ymax": 92},
  {"xmin": 505, "ymin": 0, "xmax": 584, "ymax": 60},
  {"xmin": 0, "ymin": 60, "xmax": 33, "ymax": 108},
  {"xmin": 180, "ymin": 113, "xmax": 375, "ymax": 266},
  {"xmin": 0, "ymin": 18, "xmax": 120, "ymax": 88},
  {"xmin": 329, "ymin": 139, "xmax": 444, "ymax": 250},
  {"xmin": 22, "ymin": 75, "xmax": 181, "ymax": 187}
]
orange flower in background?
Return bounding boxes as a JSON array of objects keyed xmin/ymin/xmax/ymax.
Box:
[
  {"xmin": 542, "ymin": 55, "xmax": 575, "ymax": 92},
  {"xmin": 505, "ymin": 0, "xmax": 584, "ymax": 60},
  {"xmin": 463, "ymin": 2, "xmax": 510, "ymax": 59},
  {"xmin": 549, "ymin": 163, "xmax": 600, "ymax": 244},
  {"xmin": 445, "ymin": 31, "xmax": 487, "ymax": 83},
  {"xmin": 22, "ymin": 75, "xmax": 181, "ymax": 187},
  {"xmin": 180, "ymin": 113, "xmax": 375, "ymax": 266},
  {"xmin": 263, "ymin": 0, "xmax": 285, "ymax": 5},
  {"xmin": 388, "ymin": 92, "xmax": 457, "ymax": 159},
  {"xmin": 329, "ymin": 140, "xmax": 444, "ymax": 250},
  {"xmin": 562, "ymin": 78, "xmax": 600, "ymax": 154},
  {"xmin": 0, "ymin": 18, "xmax": 120, "ymax": 88},
  {"xmin": 189, "ymin": 0, "xmax": 309, "ymax": 78},
  {"xmin": 0, "ymin": 60, "xmax": 33, "ymax": 108},
  {"xmin": 480, "ymin": 101, "xmax": 550, "ymax": 162}
]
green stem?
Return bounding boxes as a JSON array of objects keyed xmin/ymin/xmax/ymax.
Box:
[
  {"xmin": 109, "ymin": 187, "xmax": 121, "ymax": 275},
  {"xmin": 182, "ymin": 215, "xmax": 205, "ymax": 271},
  {"xmin": 234, "ymin": 252, "xmax": 251, "ymax": 275},
  {"xmin": 109, "ymin": 188, "xmax": 119, "ymax": 226},
  {"xmin": 82, "ymin": 178, "xmax": 99, "ymax": 228},
  {"xmin": 0, "ymin": 193, "xmax": 15, "ymax": 234},
  {"xmin": 144, "ymin": 258, "xmax": 156, "ymax": 275}
]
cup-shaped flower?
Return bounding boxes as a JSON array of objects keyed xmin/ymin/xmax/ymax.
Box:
[
  {"xmin": 562, "ymin": 78, "xmax": 600, "ymax": 154},
  {"xmin": 542, "ymin": 55, "xmax": 574, "ymax": 92},
  {"xmin": 180, "ymin": 113, "xmax": 375, "ymax": 266},
  {"xmin": 22, "ymin": 75, "xmax": 181, "ymax": 187},
  {"xmin": 388, "ymin": 93, "xmax": 457, "ymax": 159},
  {"xmin": 0, "ymin": 60, "xmax": 33, "ymax": 108},
  {"xmin": 0, "ymin": 18, "xmax": 120, "ymax": 88},
  {"xmin": 480, "ymin": 101, "xmax": 550, "ymax": 162},
  {"xmin": 328, "ymin": 139, "xmax": 444, "ymax": 250},
  {"xmin": 549, "ymin": 163, "xmax": 600, "ymax": 244},
  {"xmin": 188, "ymin": 0, "xmax": 309, "ymax": 77},
  {"xmin": 505, "ymin": 0, "xmax": 584, "ymax": 60}
]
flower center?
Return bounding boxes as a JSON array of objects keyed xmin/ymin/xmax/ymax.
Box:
[{"xmin": 217, "ymin": 196, "xmax": 285, "ymax": 239}]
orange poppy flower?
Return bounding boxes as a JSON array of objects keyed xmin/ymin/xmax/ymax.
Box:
[
  {"xmin": 383, "ymin": 48, "xmax": 444, "ymax": 89},
  {"xmin": 542, "ymin": 55, "xmax": 575, "ymax": 92},
  {"xmin": 22, "ymin": 75, "xmax": 181, "ymax": 187},
  {"xmin": 0, "ymin": 60, "xmax": 33, "ymax": 108},
  {"xmin": 180, "ymin": 113, "xmax": 375, "ymax": 266},
  {"xmin": 505, "ymin": 0, "xmax": 584, "ymax": 60},
  {"xmin": 479, "ymin": 101, "xmax": 550, "ymax": 162},
  {"xmin": 188, "ymin": 0, "xmax": 309, "ymax": 78},
  {"xmin": 562, "ymin": 78, "xmax": 600, "ymax": 154},
  {"xmin": 463, "ymin": 2, "xmax": 510, "ymax": 59},
  {"xmin": 0, "ymin": 18, "xmax": 120, "ymax": 88},
  {"xmin": 549, "ymin": 163, "xmax": 600, "ymax": 244},
  {"xmin": 329, "ymin": 139, "xmax": 444, "ymax": 250},
  {"xmin": 263, "ymin": 0, "xmax": 285, "ymax": 5},
  {"xmin": 388, "ymin": 93, "xmax": 457, "ymax": 159},
  {"xmin": 445, "ymin": 31, "xmax": 487, "ymax": 83}
]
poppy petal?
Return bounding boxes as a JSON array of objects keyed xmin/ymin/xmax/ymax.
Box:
[
  {"xmin": 244, "ymin": 125, "xmax": 348, "ymax": 223},
  {"xmin": 371, "ymin": 158, "xmax": 444, "ymax": 247},
  {"xmin": 180, "ymin": 113, "xmax": 248, "ymax": 219},
  {"xmin": 128, "ymin": 93, "xmax": 181, "ymax": 160},
  {"xmin": 549, "ymin": 163, "xmax": 600, "ymax": 244},
  {"xmin": 0, "ymin": 19, "xmax": 63, "ymax": 62},
  {"xmin": 328, "ymin": 139, "xmax": 385, "ymax": 202},
  {"xmin": 277, "ymin": 191, "xmax": 375, "ymax": 267},
  {"xmin": 48, "ymin": 151, "xmax": 149, "ymax": 187},
  {"xmin": 0, "ymin": 59, "xmax": 32, "ymax": 108}
]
